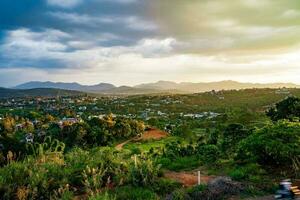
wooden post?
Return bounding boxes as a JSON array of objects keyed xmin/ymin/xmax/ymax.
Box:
[
  {"xmin": 134, "ymin": 154, "xmax": 137, "ymax": 167},
  {"xmin": 198, "ymin": 171, "xmax": 201, "ymax": 185}
]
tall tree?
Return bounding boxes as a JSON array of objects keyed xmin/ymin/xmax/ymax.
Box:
[{"xmin": 266, "ymin": 96, "xmax": 300, "ymax": 121}]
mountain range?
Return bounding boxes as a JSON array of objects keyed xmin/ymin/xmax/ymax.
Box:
[
  {"xmin": 14, "ymin": 80, "xmax": 300, "ymax": 94},
  {"xmin": 0, "ymin": 87, "xmax": 84, "ymax": 98},
  {"xmin": 14, "ymin": 81, "xmax": 115, "ymax": 92}
]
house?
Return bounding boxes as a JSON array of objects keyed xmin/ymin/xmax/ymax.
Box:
[
  {"xmin": 15, "ymin": 123, "xmax": 24, "ymax": 130},
  {"xmin": 58, "ymin": 118, "xmax": 80, "ymax": 128},
  {"xmin": 79, "ymin": 106, "xmax": 87, "ymax": 111},
  {"xmin": 275, "ymin": 88, "xmax": 290, "ymax": 94},
  {"xmin": 25, "ymin": 133, "xmax": 34, "ymax": 143}
]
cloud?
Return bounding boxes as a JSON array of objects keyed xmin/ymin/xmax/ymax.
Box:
[
  {"xmin": 97, "ymin": 0, "xmax": 137, "ymax": 4},
  {"xmin": 48, "ymin": 11, "xmax": 157, "ymax": 31},
  {"xmin": 281, "ymin": 9, "xmax": 300, "ymax": 19},
  {"xmin": 47, "ymin": 0, "xmax": 83, "ymax": 8},
  {"xmin": 0, "ymin": 28, "xmax": 176, "ymax": 69},
  {"xmin": 1, "ymin": 28, "xmax": 70, "ymax": 61},
  {"xmin": 241, "ymin": 0, "xmax": 270, "ymax": 8},
  {"xmin": 150, "ymin": 0, "xmax": 300, "ymax": 54},
  {"xmin": 2, "ymin": 27, "xmax": 300, "ymax": 87},
  {"xmin": 1, "ymin": 0, "xmax": 300, "ymax": 86},
  {"xmin": 47, "ymin": 0, "xmax": 137, "ymax": 8}
]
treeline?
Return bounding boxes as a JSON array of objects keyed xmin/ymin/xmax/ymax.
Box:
[{"xmin": 0, "ymin": 114, "xmax": 145, "ymax": 165}]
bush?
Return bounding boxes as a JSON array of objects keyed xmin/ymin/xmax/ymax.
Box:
[
  {"xmin": 197, "ymin": 144, "xmax": 220, "ymax": 163},
  {"xmin": 159, "ymin": 156, "xmax": 200, "ymax": 171},
  {"xmin": 266, "ymin": 96, "xmax": 300, "ymax": 121},
  {"xmin": 89, "ymin": 192, "xmax": 116, "ymax": 200},
  {"xmin": 236, "ymin": 120, "xmax": 300, "ymax": 170},
  {"xmin": 166, "ymin": 188, "xmax": 188, "ymax": 200},
  {"xmin": 0, "ymin": 158, "xmax": 70, "ymax": 199},
  {"xmin": 128, "ymin": 157, "xmax": 160, "ymax": 187},
  {"xmin": 229, "ymin": 163, "xmax": 266, "ymax": 181},
  {"xmin": 229, "ymin": 168, "xmax": 247, "ymax": 181},
  {"xmin": 187, "ymin": 184, "xmax": 207, "ymax": 199},
  {"xmin": 113, "ymin": 186, "xmax": 158, "ymax": 200},
  {"xmin": 151, "ymin": 178, "xmax": 181, "ymax": 195}
]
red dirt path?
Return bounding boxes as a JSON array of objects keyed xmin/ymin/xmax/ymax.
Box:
[
  {"xmin": 115, "ymin": 128, "xmax": 168, "ymax": 150},
  {"xmin": 139, "ymin": 128, "xmax": 169, "ymax": 140},
  {"xmin": 164, "ymin": 171, "xmax": 215, "ymax": 187}
]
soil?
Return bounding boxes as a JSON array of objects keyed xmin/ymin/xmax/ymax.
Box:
[
  {"xmin": 138, "ymin": 128, "xmax": 169, "ymax": 141},
  {"xmin": 115, "ymin": 128, "xmax": 169, "ymax": 150},
  {"xmin": 164, "ymin": 170, "xmax": 215, "ymax": 187}
]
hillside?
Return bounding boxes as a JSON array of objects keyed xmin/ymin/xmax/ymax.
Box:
[
  {"xmin": 14, "ymin": 81, "xmax": 116, "ymax": 92},
  {"xmin": 0, "ymin": 87, "xmax": 84, "ymax": 98},
  {"xmin": 14, "ymin": 80, "xmax": 300, "ymax": 94},
  {"xmin": 135, "ymin": 80, "xmax": 300, "ymax": 93}
]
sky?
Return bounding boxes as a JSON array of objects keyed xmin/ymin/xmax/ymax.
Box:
[{"xmin": 0, "ymin": 0, "xmax": 300, "ymax": 87}]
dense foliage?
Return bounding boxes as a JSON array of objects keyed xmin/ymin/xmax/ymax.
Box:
[{"xmin": 267, "ymin": 96, "xmax": 300, "ymax": 121}]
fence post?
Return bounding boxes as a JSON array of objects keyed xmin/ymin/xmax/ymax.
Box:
[
  {"xmin": 134, "ymin": 154, "xmax": 137, "ymax": 167},
  {"xmin": 198, "ymin": 171, "xmax": 201, "ymax": 185}
]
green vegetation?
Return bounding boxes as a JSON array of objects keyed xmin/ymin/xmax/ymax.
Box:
[{"xmin": 0, "ymin": 89, "xmax": 299, "ymax": 199}]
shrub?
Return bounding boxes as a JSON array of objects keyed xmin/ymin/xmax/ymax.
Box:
[
  {"xmin": 128, "ymin": 157, "xmax": 160, "ymax": 187},
  {"xmin": 229, "ymin": 163, "xmax": 266, "ymax": 181},
  {"xmin": 236, "ymin": 120, "xmax": 300, "ymax": 170},
  {"xmin": 82, "ymin": 165, "xmax": 108, "ymax": 196},
  {"xmin": 187, "ymin": 184, "xmax": 207, "ymax": 200},
  {"xmin": 166, "ymin": 188, "xmax": 188, "ymax": 200},
  {"xmin": 113, "ymin": 186, "xmax": 158, "ymax": 200},
  {"xmin": 197, "ymin": 144, "xmax": 220, "ymax": 163},
  {"xmin": 151, "ymin": 178, "xmax": 181, "ymax": 195},
  {"xmin": 89, "ymin": 192, "xmax": 116, "ymax": 200},
  {"xmin": 229, "ymin": 168, "xmax": 247, "ymax": 181}
]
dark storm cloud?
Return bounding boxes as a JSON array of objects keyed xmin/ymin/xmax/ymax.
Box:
[{"xmin": 0, "ymin": 0, "xmax": 159, "ymax": 69}]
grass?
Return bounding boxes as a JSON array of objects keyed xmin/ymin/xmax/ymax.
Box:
[
  {"xmin": 123, "ymin": 136, "xmax": 181, "ymax": 152},
  {"xmin": 158, "ymin": 155, "xmax": 201, "ymax": 171},
  {"xmin": 111, "ymin": 186, "xmax": 159, "ymax": 200}
]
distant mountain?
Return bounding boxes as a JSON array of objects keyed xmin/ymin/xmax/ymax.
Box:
[
  {"xmin": 99, "ymin": 86, "xmax": 182, "ymax": 95},
  {"xmin": 0, "ymin": 88, "xmax": 84, "ymax": 98},
  {"xmin": 13, "ymin": 80, "xmax": 300, "ymax": 95},
  {"xmin": 15, "ymin": 81, "xmax": 116, "ymax": 92},
  {"xmin": 135, "ymin": 80, "xmax": 300, "ymax": 93}
]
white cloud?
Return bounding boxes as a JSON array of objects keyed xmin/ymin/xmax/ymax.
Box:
[
  {"xmin": 241, "ymin": 0, "xmax": 270, "ymax": 8},
  {"xmin": 124, "ymin": 16, "xmax": 158, "ymax": 31},
  {"xmin": 281, "ymin": 9, "xmax": 300, "ymax": 19},
  {"xmin": 2, "ymin": 28, "xmax": 300, "ymax": 87},
  {"xmin": 134, "ymin": 38, "xmax": 177, "ymax": 56},
  {"xmin": 1, "ymin": 28, "xmax": 70, "ymax": 60},
  {"xmin": 47, "ymin": 0, "xmax": 82, "ymax": 8},
  {"xmin": 48, "ymin": 12, "xmax": 157, "ymax": 31},
  {"xmin": 97, "ymin": 0, "xmax": 137, "ymax": 3}
]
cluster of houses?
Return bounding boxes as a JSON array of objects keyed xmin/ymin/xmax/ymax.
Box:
[{"xmin": 181, "ymin": 111, "xmax": 220, "ymax": 119}]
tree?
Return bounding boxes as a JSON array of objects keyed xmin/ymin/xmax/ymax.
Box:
[
  {"xmin": 266, "ymin": 96, "xmax": 300, "ymax": 121},
  {"xmin": 44, "ymin": 114, "xmax": 55, "ymax": 123},
  {"xmin": 114, "ymin": 119, "xmax": 132, "ymax": 138},
  {"xmin": 48, "ymin": 123, "xmax": 61, "ymax": 140},
  {"xmin": 236, "ymin": 120, "xmax": 300, "ymax": 168},
  {"xmin": 221, "ymin": 123, "xmax": 250, "ymax": 156},
  {"xmin": 1, "ymin": 116, "xmax": 15, "ymax": 134}
]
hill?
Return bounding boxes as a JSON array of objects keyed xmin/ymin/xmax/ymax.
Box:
[
  {"xmin": 13, "ymin": 80, "xmax": 300, "ymax": 95},
  {"xmin": 14, "ymin": 81, "xmax": 116, "ymax": 92},
  {"xmin": 0, "ymin": 87, "xmax": 84, "ymax": 98},
  {"xmin": 135, "ymin": 80, "xmax": 300, "ymax": 93}
]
